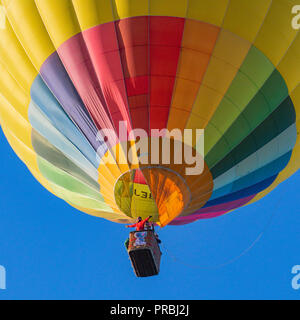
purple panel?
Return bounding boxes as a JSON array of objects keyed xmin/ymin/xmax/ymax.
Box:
[{"xmin": 39, "ymin": 52, "xmax": 100, "ymax": 151}]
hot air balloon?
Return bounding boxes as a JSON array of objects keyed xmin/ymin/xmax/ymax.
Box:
[{"xmin": 0, "ymin": 0, "xmax": 299, "ymax": 276}]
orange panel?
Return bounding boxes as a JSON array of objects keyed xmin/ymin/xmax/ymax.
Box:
[{"xmin": 167, "ymin": 20, "xmax": 220, "ymax": 131}]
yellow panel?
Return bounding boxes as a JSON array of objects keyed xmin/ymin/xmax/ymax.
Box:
[
  {"xmin": 112, "ymin": 0, "xmax": 149, "ymax": 19},
  {"xmin": 213, "ymin": 29, "xmax": 251, "ymax": 69},
  {"xmin": 203, "ymin": 59, "xmax": 239, "ymax": 95},
  {"xmin": 2, "ymin": 0, "xmax": 55, "ymax": 70},
  {"xmin": 277, "ymin": 33, "xmax": 300, "ymax": 93},
  {"xmin": 222, "ymin": 0, "xmax": 272, "ymax": 42},
  {"xmin": 186, "ymin": 30, "xmax": 251, "ymax": 130},
  {"xmin": 47, "ymin": 180, "xmax": 111, "ymax": 211},
  {"xmin": 0, "ymin": 61, "xmax": 30, "ymax": 121},
  {"xmin": 35, "ymin": 0, "xmax": 81, "ymax": 48},
  {"xmin": 72, "ymin": 0, "xmax": 114, "ymax": 30},
  {"xmin": 131, "ymin": 182, "xmax": 159, "ymax": 220},
  {"xmin": 150, "ymin": 0, "xmax": 188, "ymax": 18},
  {"xmin": 248, "ymin": 85, "xmax": 300, "ymax": 206},
  {"xmin": 97, "ymin": 142, "xmax": 139, "ymax": 213},
  {"xmin": 187, "ymin": 0, "xmax": 229, "ymax": 26},
  {"xmin": 254, "ymin": 0, "xmax": 298, "ymax": 66},
  {"xmin": 1, "ymin": 124, "xmax": 119, "ymax": 215},
  {"xmin": 1, "ymin": 125, "xmax": 53, "ymax": 194},
  {"xmin": 2, "ymin": 124, "xmax": 124, "ymax": 219},
  {"xmin": 0, "ymin": 22, "xmax": 36, "ymax": 93},
  {"xmin": 0, "ymin": 94, "xmax": 53, "ymax": 194},
  {"xmin": 0, "ymin": 94, "xmax": 52, "ymax": 194},
  {"xmin": 186, "ymin": 85, "xmax": 224, "ymax": 130},
  {"xmin": 0, "ymin": 92, "xmax": 119, "ymax": 218},
  {"xmin": 0, "ymin": 92, "xmax": 31, "ymax": 147}
]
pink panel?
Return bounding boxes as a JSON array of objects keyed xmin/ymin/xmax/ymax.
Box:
[
  {"xmin": 82, "ymin": 23, "xmax": 132, "ymax": 136},
  {"xmin": 57, "ymin": 33, "xmax": 115, "ymax": 132},
  {"xmin": 169, "ymin": 195, "xmax": 256, "ymax": 225}
]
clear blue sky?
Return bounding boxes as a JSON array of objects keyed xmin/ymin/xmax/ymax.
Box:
[{"xmin": 0, "ymin": 128, "xmax": 299, "ymax": 300}]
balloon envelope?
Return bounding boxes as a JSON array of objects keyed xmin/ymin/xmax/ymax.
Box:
[{"xmin": 0, "ymin": 0, "xmax": 299, "ymax": 226}]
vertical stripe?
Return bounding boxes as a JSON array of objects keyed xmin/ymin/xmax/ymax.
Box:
[{"xmin": 149, "ymin": 16, "xmax": 184, "ymax": 131}]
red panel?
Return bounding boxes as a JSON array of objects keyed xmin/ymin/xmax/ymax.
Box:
[
  {"xmin": 150, "ymin": 46, "xmax": 182, "ymax": 76},
  {"xmin": 150, "ymin": 107, "xmax": 171, "ymax": 132},
  {"xmin": 115, "ymin": 17, "xmax": 150, "ymax": 133},
  {"xmin": 130, "ymin": 107, "xmax": 149, "ymax": 132},
  {"xmin": 149, "ymin": 16, "xmax": 185, "ymax": 131},
  {"xmin": 57, "ymin": 17, "xmax": 185, "ymax": 139},
  {"xmin": 128, "ymin": 95, "xmax": 149, "ymax": 130},
  {"xmin": 125, "ymin": 76, "xmax": 149, "ymax": 97},
  {"xmin": 134, "ymin": 169, "xmax": 147, "ymax": 184},
  {"xmin": 150, "ymin": 16, "xmax": 185, "ymax": 46},
  {"xmin": 83, "ymin": 23, "xmax": 132, "ymax": 136},
  {"xmin": 120, "ymin": 46, "xmax": 148, "ymax": 78},
  {"xmin": 150, "ymin": 76, "xmax": 177, "ymax": 106},
  {"xmin": 128, "ymin": 94, "xmax": 148, "ymax": 107},
  {"xmin": 116, "ymin": 16, "xmax": 149, "ymax": 48}
]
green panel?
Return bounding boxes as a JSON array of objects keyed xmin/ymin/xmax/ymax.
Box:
[
  {"xmin": 37, "ymin": 156, "xmax": 110, "ymax": 210},
  {"xmin": 272, "ymin": 97, "xmax": 296, "ymax": 132},
  {"xmin": 204, "ymin": 73, "xmax": 259, "ymax": 153},
  {"xmin": 259, "ymin": 69, "xmax": 289, "ymax": 108},
  {"xmin": 49, "ymin": 183, "xmax": 112, "ymax": 211},
  {"xmin": 225, "ymin": 71, "xmax": 259, "ymax": 108},
  {"xmin": 31, "ymin": 129, "xmax": 100, "ymax": 191},
  {"xmin": 204, "ymin": 98, "xmax": 240, "ymax": 153},
  {"xmin": 204, "ymin": 43, "xmax": 290, "ymax": 169},
  {"xmin": 241, "ymin": 92, "xmax": 271, "ymax": 130},
  {"xmin": 210, "ymin": 96, "xmax": 296, "ymax": 177},
  {"xmin": 239, "ymin": 46, "xmax": 274, "ymax": 88},
  {"xmin": 205, "ymin": 45, "xmax": 278, "ymax": 154}
]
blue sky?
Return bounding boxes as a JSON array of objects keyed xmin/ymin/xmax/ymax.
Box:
[{"xmin": 0, "ymin": 128, "xmax": 299, "ymax": 300}]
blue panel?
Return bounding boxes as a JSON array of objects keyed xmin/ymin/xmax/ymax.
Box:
[
  {"xmin": 204, "ymin": 175, "xmax": 277, "ymax": 208},
  {"xmin": 211, "ymin": 96, "xmax": 296, "ymax": 178},
  {"xmin": 211, "ymin": 151, "xmax": 292, "ymax": 200},
  {"xmin": 29, "ymin": 101, "xmax": 99, "ymax": 182},
  {"xmin": 30, "ymin": 76, "xmax": 100, "ymax": 167}
]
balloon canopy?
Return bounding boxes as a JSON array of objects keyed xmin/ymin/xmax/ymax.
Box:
[{"xmin": 0, "ymin": 0, "xmax": 299, "ymax": 226}]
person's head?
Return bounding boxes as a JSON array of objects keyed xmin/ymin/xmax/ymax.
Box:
[{"xmin": 137, "ymin": 216, "xmax": 142, "ymax": 222}]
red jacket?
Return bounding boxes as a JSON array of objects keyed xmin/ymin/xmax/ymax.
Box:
[{"xmin": 127, "ymin": 217, "xmax": 151, "ymax": 231}]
